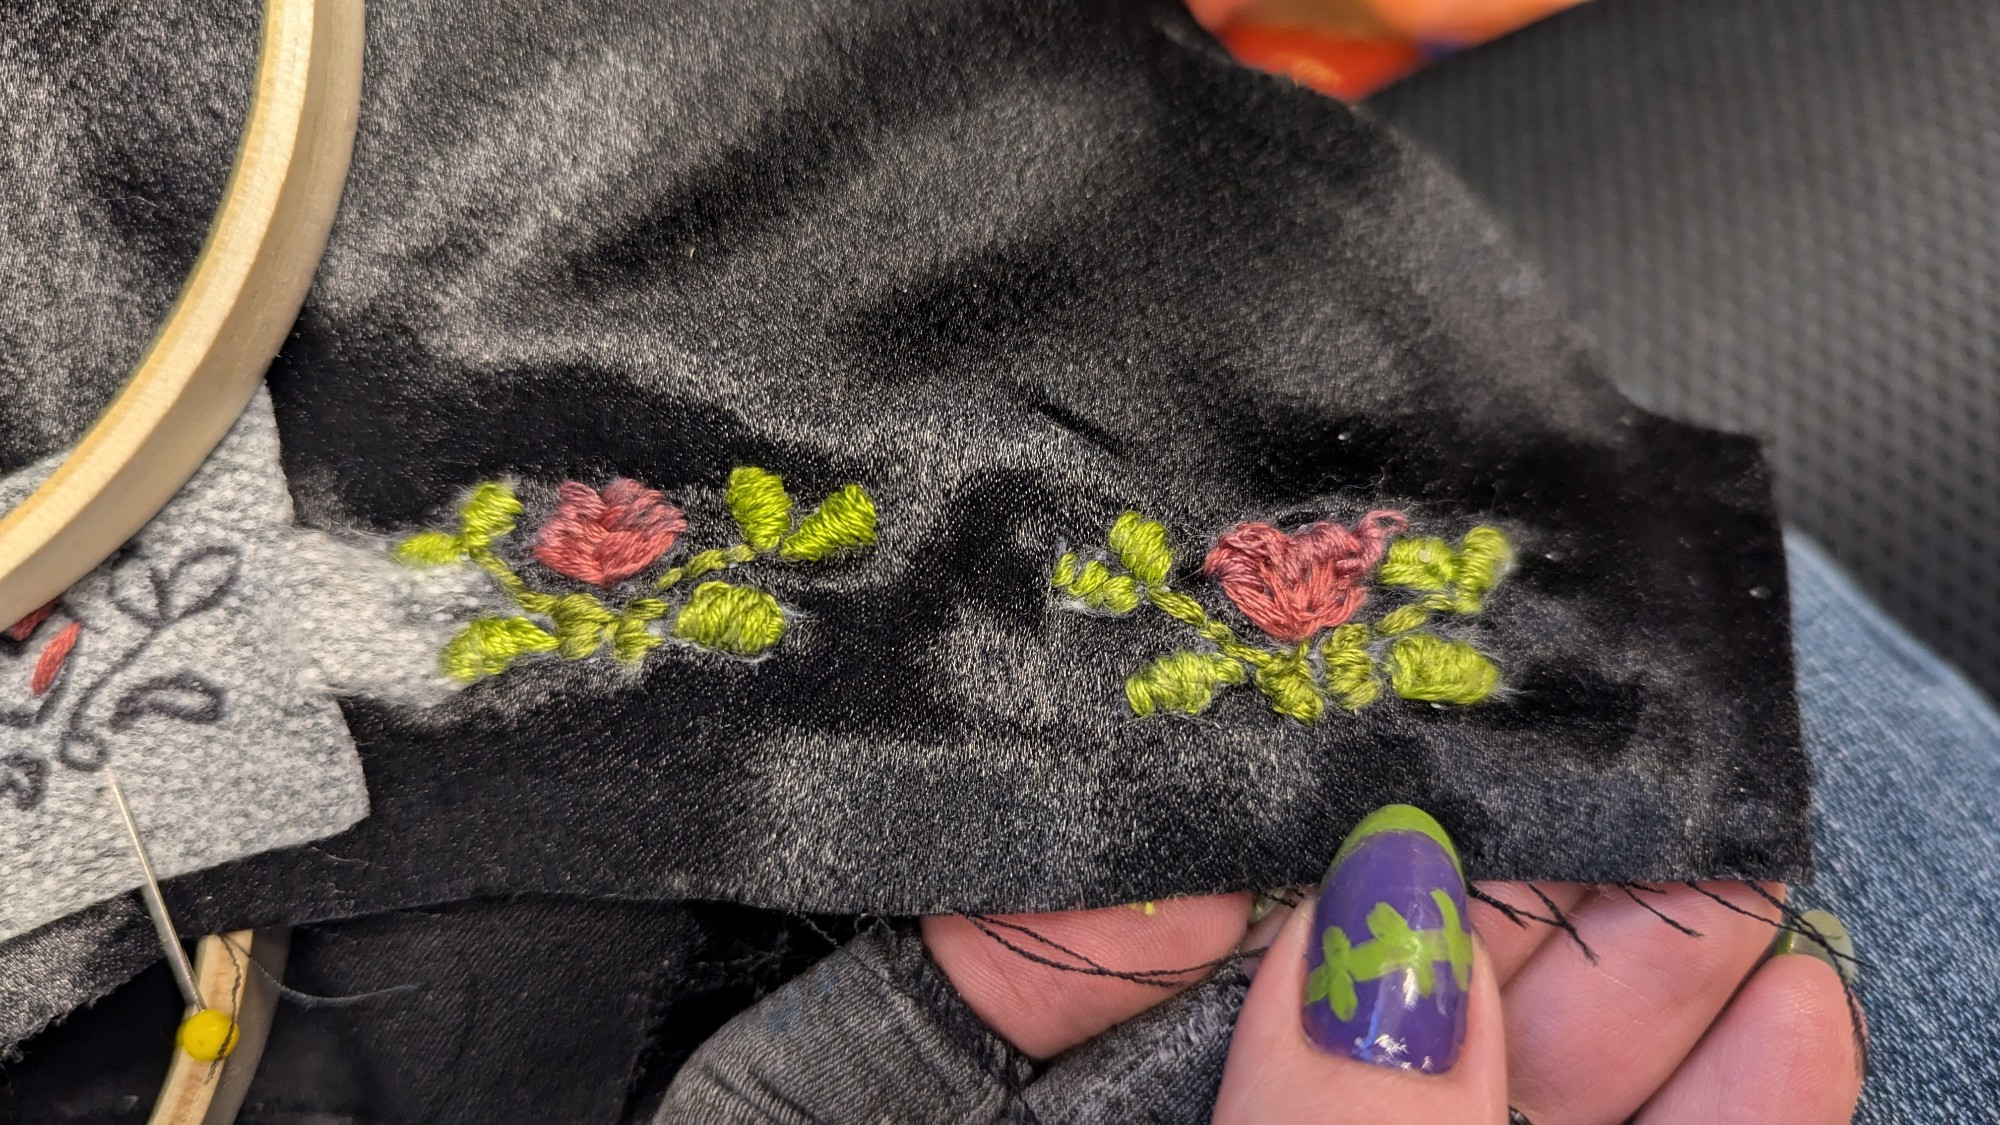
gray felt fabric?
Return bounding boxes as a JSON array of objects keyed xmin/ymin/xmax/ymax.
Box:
[
  {"xmin": 655, "ymin": 923, "xmax": 1245, "ymax": 1124},
  {"xmin": 0, "ymin": 390, "xmax": 482, "ymax": 943}
]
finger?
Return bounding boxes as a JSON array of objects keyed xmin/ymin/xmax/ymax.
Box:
[
  {"xmin": 1468, "ymin": 881, "xmax": 1587, "ymax": 985},
  {"xmin": 1216, "ymin": 806, "xmax": 1508, "ymax": 1123},
  {"xmin": 921, "ymin": 892, "xmax": 1252, "ymax": 1059},
  {"xmin": 1635, "ymin": 947, "xmax": 1864, "ymax": 1123},
  {"xmin": 1503, "ymin": 881, "xmax": 1789, "ymax": 1123}
]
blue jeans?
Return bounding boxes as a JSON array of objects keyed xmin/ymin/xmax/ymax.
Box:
[
  {"xmin": 1789, "ymin": 533, "xmax": 2000, "ymax": 1119},
  {"xmin": 658, "ymin": 533, "xmax": 2000, "ymax": 1121}
]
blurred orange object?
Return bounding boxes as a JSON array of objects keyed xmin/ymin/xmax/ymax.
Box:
[
  {"xmin": 1360, "ymin": 0, "xmax": 1586, "ymax": 44},
  {"xmin": 1215, "ymin": 23, "xmax": 1425, "ymax": 101},
  {"xmin": 1201, "ymin": 0, "xmax": 1590, "ymax": 100}
]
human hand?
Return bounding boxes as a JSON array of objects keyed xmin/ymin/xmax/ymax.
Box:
[{"xmin": 924, "ymin": 805, "xmax": 1863, "ymax": 1122}]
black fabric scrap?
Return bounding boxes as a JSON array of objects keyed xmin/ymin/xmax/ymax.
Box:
[{"xmin": 1, "ymin": 0, "xmax": 1805, "ymax": 1062}]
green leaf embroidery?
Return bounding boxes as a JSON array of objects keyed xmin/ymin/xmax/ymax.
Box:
[
  {"xmin": 1451, "ymin": 526, "xmax": 1512, "ymax": 611},
  {"xmin": 441, "ymin": 617, "xmax": 558, "ymax": 682},
  {"xmin": 1107, "ymin": 512, "xmax": 1172, "ymax": 588},
  {"xmin": 546, "ymin": 593, "xmax": 619, "ymax": 659},
  {"xmin": 1319, "ymin": 623, "xmax": 1381, "ymax": 711},
  {"xmin": 1388, "ymin": 634, "xmax": 1499, "ymax": 704},
  {"xmin": 1125, "ymin": 651, "xmax": 1246, "ymax": 716},
  {"xmin": 726, "ymin": 467, "xmax": 793, "ymax": 553},
  {"xmin": 457, "ymin": 482, "xmax": 523, "ymax": 548},
  {"xmin": 1052, "ymin": 557, "xmax": 1141, "ymax": 614},
  {"xmin": 1377, "ymin": 526, "xmax": 1513, "ymax": 614},
  {"xmin": 611, "ymin": 599, "xmax": 668, "ymax": 665},
  {"xmin": 394, "ymin": 530, "xmax": 464, "ymax": 566},
  {"xmin": 673, "ymin": 581, "xmax": 787, "ymax": 656},
  {"xmin": 1378, "ymin": 537, "xmax": 1457, "ymax": 591},
  {"xmin": 1255, "ymin": 649, "xmax": 1324, "ymax": 723},
  {"xmin": 780, "ymin": 485, "xmax": 877, "ymax": 561}
]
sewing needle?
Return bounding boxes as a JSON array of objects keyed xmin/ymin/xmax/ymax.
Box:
[{"xmin": 106, "ymin": 770, "xmax": 202, "ymax": 1011}]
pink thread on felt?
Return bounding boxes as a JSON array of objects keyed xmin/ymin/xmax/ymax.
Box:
[
  {"xmin": 5, "ymin": 600, "xmax": 56, "ymax": 642},
  {"xmin": 30, "ymin": 621, "xmax": 81, "ymax": 695},
  {"xmin": 1202, "ymin": 510, "xmax": 1406, "ymax": 644},
  {"xmin": 533, "ymin": 478, "xmax": 686, "ymax": 587}
]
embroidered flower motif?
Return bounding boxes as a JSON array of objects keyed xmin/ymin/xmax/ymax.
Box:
[
  {"xmin": 1202, "ymin": 512, "xmax": 1406, "ymax": 644},
  {"xmin": 533, "ymin": 478, "xmax": 687, "ymax": 587},
  {"xmin": 1053, "ymin": 511, "xmax": 1512, "ymax": 722},
  {"xmin": 397, "ymin": 468, "xmax": 878, "ymax": 682}
]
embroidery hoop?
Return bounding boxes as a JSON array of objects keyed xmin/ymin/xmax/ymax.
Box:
[{"xmin": 0, "ymin": 1, "xmax": 363, "ymax": 1119}]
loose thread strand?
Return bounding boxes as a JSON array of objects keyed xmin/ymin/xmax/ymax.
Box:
[
  {"xmin": 1615, "ymin": 884, "xmax": 1702, "ymax": 937},
  {"xmin": 1526, "ymin": 883, "xmax": 1596, "ymax": 963},
  {"xmin": 1729, "ymin": 883, "xmax": 1873, "ymax": 1078},
  {"xmin": 962, "ymin": 914, "xmax": 1245, "ymax": 987}
]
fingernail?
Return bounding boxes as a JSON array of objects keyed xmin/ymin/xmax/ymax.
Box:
[
  {"xmin": 1775, "ymin": 908, "xmax": 1857, "ymax": 984},
  {"xmin": 1302, "ymin": 804, "xmax": 1471, "ymax": 1073}
]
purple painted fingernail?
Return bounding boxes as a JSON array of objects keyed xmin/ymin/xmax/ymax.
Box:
[{"xmin": 1302, "ymin": 804, "xmax": 1471, "ymax": 1073}]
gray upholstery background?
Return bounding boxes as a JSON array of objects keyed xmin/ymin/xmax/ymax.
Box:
[{"xmin": 1373, "ymin": 0, "xmax": 2000, "ymax": 701}]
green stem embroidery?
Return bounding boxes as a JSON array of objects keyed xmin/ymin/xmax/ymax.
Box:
[
  {"xmin": 655, "ymin": 544, "xmax": 758, "ymax": 591},
  {"xmin": 1053, "ymin": 512, "xmax": 1513, "ymax": 722},
  {"xmin": 399, "ymin": 470, "xmax": 878, "ymax": 682}
]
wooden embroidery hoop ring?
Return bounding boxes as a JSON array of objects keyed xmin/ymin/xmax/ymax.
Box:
[{"xmin": 0, "ymin": 1, "xmax": 363, "ymax": 1121}]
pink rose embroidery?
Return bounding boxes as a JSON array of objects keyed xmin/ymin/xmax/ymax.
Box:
[
  {"xmin": 1202, "ymin": 511, "xmax": 1407, "ymax": 643},
  {"xmin": 533, "ymin": 479, "xmax": 686, "ymax": 587}
]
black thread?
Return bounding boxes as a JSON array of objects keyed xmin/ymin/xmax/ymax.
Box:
[
  {"xmin": 221, "ymin": 935, "xmax": 423, "ymax": 1009},
  {"xmin": 206, "ymin": 932, "xmax": 248, "ymax": 1080},
  {"xmin": 1530, "ymin": 884, "xmax": 1596, "ymax": 963},
  {"xmin": 1617, "ymin": 884, "xmax": 1702, "ymax": 937},
  {"xmin": 969, "ymin": 912, "xmax": 1250, "ymax": 981},
  {"xmin": 1439, "ymin": 884, "xmax": 1610, "ymax": 961},
  {"xmin": 961, "ymin": 914, "xmax": 1245, "ymax": 988},
  {"xmin": 1254, "ymin": 888, "xmax": 1304, "ymax": 911},
  {"xmin": 967, "ymin": 913, "xmax": 1188, "ymax": 978},
  {"xmin": 1466, "ymin": 884, "xmax": 1532, "ymax": 928},
  {"xmin": 1681, "ymin": 881, "xmax": 1783, "ymax": 926},
  {"xmin": 1736, "ymin": 883, "xmax": 1873, "ymax": 1079}
]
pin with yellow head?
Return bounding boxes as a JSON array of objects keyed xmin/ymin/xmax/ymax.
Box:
[{"xmin": 176, "ymin": 1008, "xmax": 239, "ymax": 1062}]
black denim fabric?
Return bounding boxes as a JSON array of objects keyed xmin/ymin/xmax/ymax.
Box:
[
  {"xmin": 657, "ymin": 924, "xmax": 1248, "ymax": 1124},
  {"xmin": 0, "ymin": 897, "xmax": 843, "ymax": 1123},
  {"xmin": 4, "ymin": 0, "xmax": 1806, "ymax": 1076},
  {"xmin": 0, "ymin": 898, "xmax": 155, "ymax": 1059}
]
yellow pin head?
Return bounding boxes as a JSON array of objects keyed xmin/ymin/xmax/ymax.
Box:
[{"xmin": 176, "ymin": 1009, "xmax": 239, "ymax": 1062}]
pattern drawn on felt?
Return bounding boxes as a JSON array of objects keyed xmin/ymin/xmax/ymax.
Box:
[
  {"xmin": 1053, "ymin": 511, "xmax": 1512, "ymax": 721},
  {"xmin": 0, "ymin": 388, "xmax": 480, "ymax": 946},
  {"xmin": 395, "ymin": 468, "xmax": 879, "ymax": 681},
  {"xmin": 0, "ymin": 549, "xmax": 238, "ymax": 810}
]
